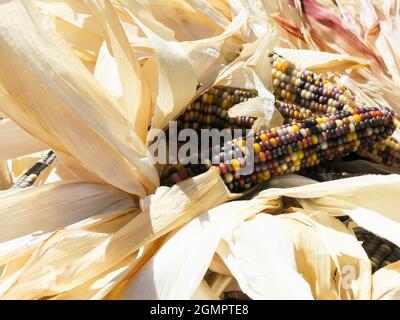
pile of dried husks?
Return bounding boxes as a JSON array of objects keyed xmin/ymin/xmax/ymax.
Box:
[{"xmin": 0, "ymin": 0, "xmax": 399, "ymax": 300}]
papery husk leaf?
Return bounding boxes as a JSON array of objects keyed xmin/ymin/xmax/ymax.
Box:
[
  {"xmin": 0, "ymin": 161, "xmax": 11, "ymax": 190},
  {"xmin": 0, "ymin": 0, "xmax": 158, "ymax": 196},
  {"xmin": 207, "ymin": 273, "xmax": 232, "ymax": 297},
  {"xmin": 258, "ymin": 174, "xmax": 400, "ymax": 248},
  {"xmin": 144, "ymin": 0, "xmax": 224, "ymax": 41},
  {"xmin": 94, "ymin": 41, "xmax": 124, "ymax": 103},
  {"xmin": 192, "ymin": 280, "xmax": 221, "ymax": 300},
  {"xmin": 117, "ymin": 0, "xmax": 176, "ymax": 40},
  {"xmin": 275, "ymin": 48, "xmax": 370, "ymax": 73},
  {"xmin": 86, "ymin": 0, "xmax": 151, "ymax": 141},
  {"xmin": 372, "ymin": 261, "xmax": 400, "ymax": 300},
  {"xmin": 281, "ymin": 210, "xmax": 371, "ymax": 299},
  {"xmin": 52, "ymin": 240, "xmax": 162, "ymax": 300},
  {"xmin": 119, "ymin": 0, "xmax": 197, "ymax": 131},
  {"xmin": 0, "ymin": 168, "xmax": 229, "ymax": 299},
  {"xmin": 181, "ymin": 9, "xmax": 248, "ymax": 85},
  {"xmin": 217, "ymin": 213, "xmax": 314, "ymax": 300},
  {"xmin": 185, "ymin": 0, "xmax": 230, "ymax": 29},
  {"xmin": 0, "ymin": 181, "xmax": 136, "ymax": 244},
  {"xmin": 0, "ymin": 119, "xmax": 48, "ymax": 161},
  {"xmin": 53, "ymin": 17, "xmax": 103, "ymax": 65},
  {"xmin": 116, "ymin": 194, "xmax": 281, "ymax": 299}
]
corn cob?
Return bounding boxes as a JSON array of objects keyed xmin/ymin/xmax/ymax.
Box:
[
  {"xmin": 270, "ymin": 52, "xmax": 400, "ymax": 168},
  {"xmin": 12, "ymin": 151, "xmax": 56, "ymax": 189},
  {"xmin": 161, "ymin": 106, "xmax": 395, "ymax": 192},
  {"xmin": 176, "ymin": 86, "xmax": 257, "ymax": 131},
  {"xmin": 270, "ymin": 52, "xmax": 356, "ymax": 114}
]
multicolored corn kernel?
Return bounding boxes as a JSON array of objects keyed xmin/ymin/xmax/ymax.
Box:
[
  {"xmin": 270, "ymin": 52, "xmax": 357, "ymax": 114},
  {"xmin": 176, "ymin": 85, "xmax": 258, "ymax": 131}
]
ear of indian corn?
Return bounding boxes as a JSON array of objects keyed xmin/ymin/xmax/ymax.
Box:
[
  {"xmin": 270, "ymin": 52, "xmax": 356, "ymax": 114},
  {"xmin": 161, "ymin": 106, "xmax": 395, "ymax": 192},
  {"xmin": 176, "ymin": 85, "xmax": 258, "ymax": 131},
  {"xmin": 270, "ymin": 52, "xmax": 400, "ymax": 168}
]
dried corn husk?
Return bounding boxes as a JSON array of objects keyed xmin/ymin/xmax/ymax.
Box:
[
  {"xmin": 0, "ymin": 168, "xmax": 230, "ymax": 299},
  {"xmin": 0, "ymin": 119, "xmax": 48, "ymax": 161}
]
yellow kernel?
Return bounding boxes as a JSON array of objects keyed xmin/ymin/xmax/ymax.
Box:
[
  {"xmin": 262, "ymin": 173, "xmax": 270, "ymax": 181},
  {"xmin": 221, "ymin": 99, "xmax": 229, "ymax": 109},
  {"xmin": 207, "ymin": 94, "xmax": 214, "ymax": 104},
  {"xmin": 311, "ymin": 153, "xmax": 317, "ymax": 161},
  {"xmin": 253, "ymin": 143, "xmax": 261, "ymax": 154},
  {"xmin": 353, "ymin": 114, "xmax": 362, "ymax": 122},
  {"xmin": 297, "ymin": 150, "xmax": 304, "ymax": 159},
  {"xmin": 260, "ymin": 133, "xmax": 268, "ymax": 142},
  {"xmin": 237, "ymin": 139, "xmax": 246, "ymax": 147},
  {"xmin": 231, "ymin": 159, "xmax": 240, "ymax": 171},
  {"xmin": 290, "ymin": 124, "xmax": 300, "ymax": 133},
  {"xmin": 270, "ymin": 138, "xmax": 278, "ymax": 148},
  {"xmin": 311, "ymin": 135, "xmax": 318, "ymax": 145}
]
